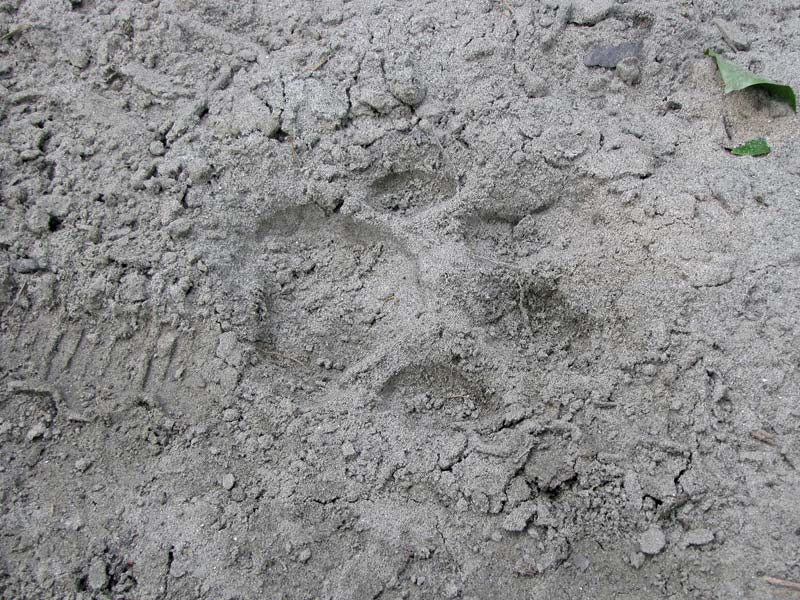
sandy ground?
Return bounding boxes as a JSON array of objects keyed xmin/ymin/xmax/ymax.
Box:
[{"xmin": 1, "ymin": 1, "xmax": 800, "ymax": 598}]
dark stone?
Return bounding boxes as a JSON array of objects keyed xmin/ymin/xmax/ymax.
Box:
[
  {"xmin": 584, "ymin": 42, "xmax": 643, "ymax": 68},
  {"xmin": 11, "ymin": 258, "xmax": 42, "ymax": 274}
]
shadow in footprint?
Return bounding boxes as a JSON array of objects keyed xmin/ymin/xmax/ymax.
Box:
[
  {"xmin": 367, "ymin": 169, "xmax": 457, "ymax": 215},
  {"xmin": 378, "ymin": 362, "xmax": 495, "ymax": 425},
  {"xmin": 454, "ymin": 268, "xmax": 594, "ymax": 351},
  {"xmin": 228, "ymin": 203, "xmax": 426, "ymax": 367}
]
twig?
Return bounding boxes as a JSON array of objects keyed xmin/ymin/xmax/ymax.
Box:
[
  {"xmin": 66, "ymin": 412, "xmax": 93, "ymax": 423},
  {"xmin": 593, "ymin": 401, "xmax": 617, "ymax": 408},
  {"xmin": 306, "ymin": 55, "xmax": 330, "ymax": 72},
  {"xmin": 288, "ymin": 137, "xmax": 299, "ymax": 163},
  {"xmin": 263, "ymin": 351, "xmax": 305, "ymax": 368},
  {"xmin": 466, "ymin": 250, "xmax": 522, "ymax": 272},
  {"xmin": 517, "ymin": 280, "xmax": 533, "ymax": 335},
  {"xmin": 750, "ymin": 430, "xmax": 777, "ymax": 447},
  {"xmin": 514, "ymin": 445, "xmax": 534, "ymax": 465},
  {"xmin": 2, "ymin": 281, "xmax": 28, "ymax": 319},
  {"xmin": 380, "ymin": 294, "xmax": 398, "ymax": 307},
  {"xmin": 657, "ymin": 494, "xmax": 691, "ymax": 521},
  {"xmin": 763, "ymin": 576, "xmax": 800, "ymax": 592}
]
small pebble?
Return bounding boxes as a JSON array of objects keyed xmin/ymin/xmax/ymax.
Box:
[
  {"xmin": 276, "ymin": 270, "xmax": 292, "ymax": 285},
  {"xmin": 639, "ymin": 525, "xmax": 666, "ymax": 555},
  {"xmin": 222, "ymin": 473, "xmax": 235, "ymax": 490},
  {"xmin": 87, "ymin": 557, "xmax": 108, "ymax": 591},
  {"xmin": 570, "ymin": 0, "xmax": 613, "ymax": 26},
  {"xmin": 25, "ymin": 422, "xmax": 47, "ymax": 442},
  {"xmin": 501, "ymin": 501, "xmax": 536, "ymax": 532},
  {"xmin": 68, "ymin": 47, "xmax": 90, "ymax": 69},
  {"xmin": 209, "ymin": 65, "xmax": 233, "ymax": 91},
  {"xmin": 11, "ymin": 258, "xmax": 43, "ymax": 274},
  {"xmin": 683, "ymin": 528, "xmax": 714, "ymax": 547},
  {"xmin": 443, "ymin": 581, "xmax": 460, "ymax": 598},
  {"xmin": 74, "ymin": 457, "xmax": 93, "ymax": 472},
  {"xmin": 629, "ymin": 551, "xmax": 645, "ymax": 569},
  {"xmin": 572, "ymin": 553, "xmax": 591, "ymax": 572},
  {"xmin": 518, "ymin": 66, "xmax": 549, "ymax": 98},
  {"xmin": 616, "ymin": 57, "xmax": 641, "ymax": 85},
  {"xmin": 298, "ymin": 548, "xmax": 312, "ymax": 563},
  {"xmin": 239, "ymin": 48, "xmax": 257, "ymax": 62},
  {"xmin": 386, "ymin": 60, "xmax": 427, "ymax": 106},
  {"xmin": 713, "ymin": 18, "xmax": 750, "ymax": 51},
  {"xmin": 341, "ymin": 441, "xmax": 356, "ymax": 459},
  {"xmin": 148, "ymin": 141, "xmax": 166, "ymax": 156},
  {"xmin": 222, "ymin": 408, "xmax": 239, "ymax": 422}
]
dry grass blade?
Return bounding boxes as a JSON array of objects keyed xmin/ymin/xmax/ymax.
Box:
[
  {"xmin": 750, "ymin": 430, "xmax": 777, "ymax": 446},
  {"xmin": 263, "ymin": 350, "xmax": 305, "ymax": 368},
  {"xmin": 2, "ymin": 281, "xmax": 28, "ymax": 319},
  {"xmin": 763, "ymin": 576, "xmax": 800, "ymax": 592},
  {"xmin": 1, "ymin": 23, "xmax": 32, "ymax": 42}
]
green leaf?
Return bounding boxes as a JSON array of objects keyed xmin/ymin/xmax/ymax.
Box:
[
  {"xmin": 704, "ymin": 48, "xmax": 797, "ymax": 112},
  {"xmin": 728, "ymin": 138, "xmax": 771, "ymax": 157}
]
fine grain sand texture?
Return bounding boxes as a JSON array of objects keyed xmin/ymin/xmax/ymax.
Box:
[{"xmin": 1, "ymin": 1, "xmax": 800, "ymax": 598}]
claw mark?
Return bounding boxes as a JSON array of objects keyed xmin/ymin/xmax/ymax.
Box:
[
  {"xmin": 63, "ymin": 328, "xmax": 85, "ymax": 372},
  {"xmin": 43, "ymin": 329, "xmax": 65, "ymax": 380}
]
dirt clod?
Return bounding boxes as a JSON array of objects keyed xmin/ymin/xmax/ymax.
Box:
[{"xmin": 87, "ymin": 557, "xmax": 108, "ymax": 592}]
